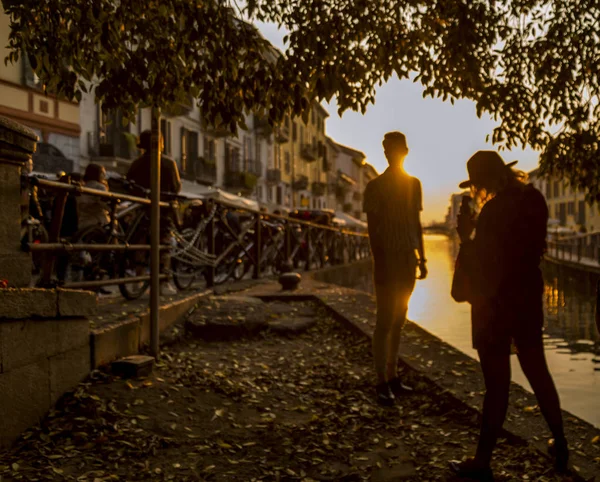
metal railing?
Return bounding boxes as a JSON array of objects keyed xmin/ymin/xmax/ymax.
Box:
[
  {"xmin": 22, "ymin": 175, "xmax": 370, "ymax": 297},
  {"xmin": 546, "ymin": 232, "xmax": 600, "ymax": 267}
]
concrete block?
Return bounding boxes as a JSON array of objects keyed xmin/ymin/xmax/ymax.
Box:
[
  {"xmin": 0, "ymin": 163, "xmax": 23, "ymax": 250},
  {"xmin": 0, "ymin": 359, "xmax": 50, "ymax": 449},
  {"xmin": 0, "ymin": 288, "xmax": 56, "ymax": 319},
  {"xmin": 49, "ymin": 344, "xmax": 90, "ymax": 405},
  {"xmin": 91, "ymin": 319, "xmax": 140, "ymax": 368},
  {"xmin": 111, "ymin": 355, "xmax": 154, "ymax": 379},
  {"xmin": 0, "ymin": 253, "xmax": 32, "ymax": 288},
  {"xmin": 0, "ymin": 318, "xmax": 89, "ymax": 372},
  {"xmin": 53, "ymin": 317, "xmax": 90, "ymax": 355},
  {"xmin": 0, "ymin": 319, "xmax": 56, "ymax": 372},
  {"xmin": 57, "ymin": 288, "xmax": 98, "ymax": 317}
]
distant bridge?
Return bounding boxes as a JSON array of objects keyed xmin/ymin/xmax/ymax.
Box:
[{"xmin": 423, "ymin": 224, "xmax": 451, "ymax": 236}]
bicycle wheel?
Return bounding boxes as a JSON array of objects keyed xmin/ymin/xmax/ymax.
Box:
[
  {"xmin": 172, "ymin": 227, "xmax": 209, "ymax": 291},
  {"xmin": 172, "ymin": 258, "xmax": 196, "ymax": 291},
  {"xmin": 70, "ymin": 225, "xmax": 111, "ymax": 284},
  {"xmin": 232, "ymin": 255, "xmax": 249, "ymax": 281},
  {"xmin": 118, "ymin": 250, "xmax": 150, "ymax": 300}
]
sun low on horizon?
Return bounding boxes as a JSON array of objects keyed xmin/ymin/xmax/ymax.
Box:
[{"xmin": 256, "ymin": 21, "xmax": 541, "ymax": 224}]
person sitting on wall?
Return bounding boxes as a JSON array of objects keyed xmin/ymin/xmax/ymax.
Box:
[{"xmin": 78, "ymin": 163, "xmax": 110, "ymax": 230}]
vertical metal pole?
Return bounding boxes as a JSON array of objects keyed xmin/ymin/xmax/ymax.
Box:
[
  {"xmin": 305, "ymin": 226, "xmax": 311, "ymax": 271},
  {"xmin": 206, "ymin": 212, "xmax": 215, "ymax": 288},
  {"xmin": 291, "ymin": 120, "xmax": 295, "ymax": 209},
  {"xmin": 285, "ymin": 221, "xmax": 291, "ymax": 264},
  {"xmin": 253, "ymin": 212, "xmax": 262, "ymax": 279},
  {"xmin": 150, "ymin": 108, "xmax": 161, "ymax": 359}
]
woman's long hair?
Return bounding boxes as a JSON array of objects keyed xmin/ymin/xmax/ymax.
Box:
[
  {"xmin": 472, "ymin": 166, "xmax": 528, "ymax": 212},
  {"xmin": 83, "ymin": 163, "xmax": 107, "ymax": 186}
]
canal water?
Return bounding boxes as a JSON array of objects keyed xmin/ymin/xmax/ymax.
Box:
[{"xmin": 352, "ymin": 235, "xmax": 600, "ymax": 428}]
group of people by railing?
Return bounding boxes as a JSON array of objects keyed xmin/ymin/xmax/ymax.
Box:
[{"xmin": 20, "ymin": 130, "xmax": 370, "ymax": 300}]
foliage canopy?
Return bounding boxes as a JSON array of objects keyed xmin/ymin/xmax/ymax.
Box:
[{"xmin": 4, "ymin": 0, "xmax": 600, "ymax": 199}]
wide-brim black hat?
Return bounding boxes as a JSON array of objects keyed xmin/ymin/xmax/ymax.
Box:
[{"xmin": 459, "ymin": 150, "xmax": 518, "ymax": 189}]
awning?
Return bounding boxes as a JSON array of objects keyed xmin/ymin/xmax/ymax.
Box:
[
  {"xmin": 334, "ymin": 211, "xmax": 368, "ymax": 231},
  {"xmin": 180, "ymin": 181, "xmax": 261, "ymax": 211}
]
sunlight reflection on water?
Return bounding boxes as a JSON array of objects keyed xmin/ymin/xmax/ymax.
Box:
[{"xmin": 354, "ymin": 235, "xmax": 600, "ymax": 427}]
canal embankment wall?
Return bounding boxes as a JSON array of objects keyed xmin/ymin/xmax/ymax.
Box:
[{"xmin": 0, "ymin": 288, "xmax": 97, "ymax": 448}]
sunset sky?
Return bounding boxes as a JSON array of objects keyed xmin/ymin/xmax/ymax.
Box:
[{"xmin": 258, "ymin": 22, "xmax": 542, "ymax": 224}]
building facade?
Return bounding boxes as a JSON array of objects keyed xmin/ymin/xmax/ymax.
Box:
[
  {"xmin": 1, "ymin": 4, "xmax": 80, "ymax": 172},
  {"xmin": 529, "ymin": 169, "xmax": 600, "ymax": 234},
  {"xmin": 333, "ymin": 143, "xmax": 366, "ymax": 220},
  {"xmin": 3, "ymin": 1, "xmax": 373, "ymax": 216}
]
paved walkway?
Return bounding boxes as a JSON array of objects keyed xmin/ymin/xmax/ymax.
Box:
[
  {"xmin": 0, "ymin": 293, "xmax": 584, "ymax": 481},
  {"xmin": 241, "ymin": 277, "xmax": 600, "ymax": 480}
]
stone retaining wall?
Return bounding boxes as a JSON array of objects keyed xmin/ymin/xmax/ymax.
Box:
[
  {"xmin": 310, "ymin": 258, "xmax": 373, "ymax": 290},
  {"xmin": 0, "ymin": 289, "xmax": 96, "ymax": 448}
]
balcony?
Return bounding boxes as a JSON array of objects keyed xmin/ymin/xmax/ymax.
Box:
[
  {"xmin": 88, "ymin": 131, "xmax": 138, "ymax": 175},
  {"xmin": 311, "ymin": 182, "xmax": 327, "ymax": 197},
  {"xmin": 245, "ymin": 159, "xmax": 263, "ymax": 177},
  {"xmin": 292, "ymin": 175, "xmax": 309, "ymax": 191},
  {"xmin": 275, "ymin": 125, "xmax": 290, "ymax": 143},
  {"xmin": 301, "ymin": 144, "xmax": 318, "ymax": 161},
  {"xmin": 254, "ymin": 116, "xmax": 273, "ymax": 138},
  {"xmin": 335, "ymin": 183, "xmax": 349, "ymax": 202},
  {"xmin": 165, "ymin": 95, "xmax": 194, "ymax": 117},
  {"xmin": 267, "ymin": 168, "xmax": 282, "ymax": 184},
  {"xmin": 224, "ymin": 171, "xmax": 258, "ymax": 191},
  {"xmin": 194, "ymin": 157, "xmax": 217, "ymax": 185},
  {"xmin": 201, "ymin": 118, "xmax": 230, "ymax": 138}
]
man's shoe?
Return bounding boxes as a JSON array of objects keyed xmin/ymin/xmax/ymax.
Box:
[
  {"xmin": 160, "ymin": 282, "xmax": 178, "ymax": 296},
  {"xmin": 375, "ymin": 382, "xmax": 395, "ymax": 407},
  {"xmin": 548, "ymin": 438, "xmax": 569, "ymax": 473},
  {"xmin": 388, "ymin": 377, "xmax": 414, "ymax": 396},
  {"xmin": 449, "ymin": 458, "xmax": 494, "ymax": 481}
]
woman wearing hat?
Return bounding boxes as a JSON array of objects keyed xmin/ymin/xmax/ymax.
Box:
[{"xmin": 450, "ymin": 151, "xmax": 568, "ymax": 480}]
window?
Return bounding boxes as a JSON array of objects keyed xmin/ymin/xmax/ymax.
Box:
[
  {"xmin": 567, "ymin": 202, "xmax": 575, "ymax": 215},
  {"xmin": 180, "ymin": 127, "xmax": 188, "ymax": 173},
  {"xmin": 559, "ymin": 203, "xmax": 566, "ymax": 224},
  {"xmin": 277, "ymin": 186, "xmax": 283, "ymax": 205},
  {"xmin": 255, "ymin": 141, "xmax": 261, "ymax": 167},
  {"xmin": 578, "ymin": 201, "xmax": 586, "ymax": 225},
  {"xmin": 553, "ymin": 181, "xmax": 560, "ymax": 198},
  {"xmin": 187, "ymin": 130, "xmax": 199, "ymax": 175},
  {"xmin": 257, "ymin": 186, "xmax": 263, "ymax": 201},
  {"xmin": 292, "ymin": 122, "xmax": 297, "ymax": 141},
  {"xmin": 546, "ymin": 181, "xmax": 551, "ymax": 199},
  {"xmin": 311, "ymin": 110, "xmax": 316, "ymax": 125},
  {"xmin": 285, "ymin": 152, "xmax": 291, "ymax": 174},
  {"xmin": 244, "ymin": 136, "xmax": 252, "ymax": 163},
  {"xmin": 300, "ymin": 125, "xmax": 304, "ymax": 146},
  {"xmin": 203, "ymin": 136, "xmax": 216, "ymax": 163}
]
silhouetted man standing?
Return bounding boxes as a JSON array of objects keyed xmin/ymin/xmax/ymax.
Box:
[{"xmin": 363, "ymin": 131, "xmax": 427, "ymax": 406}]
